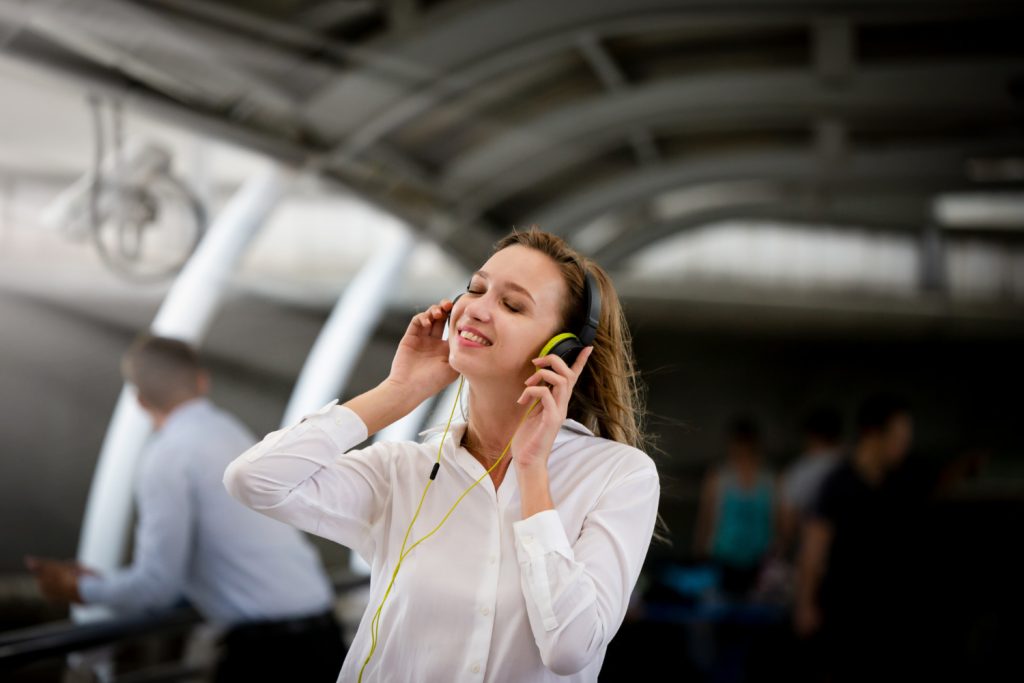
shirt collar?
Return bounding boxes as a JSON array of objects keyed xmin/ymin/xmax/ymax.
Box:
[
  {"xmin": 418, "ymin": 417, "xmax": 594, "ymax": 446},
  {"xmin": 160, "ymin": 396, "xmax": 211, "ymax": 433}
]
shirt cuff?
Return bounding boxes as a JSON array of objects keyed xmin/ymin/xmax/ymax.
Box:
[
  {"xmin": 513, "ymin": 509, "xmax": 573, "ymax": 562},
  {"xmin": 77, "ymin": 575, "xmax": 107, "ymax": 605},
  {"xmin": 298, "ymin": 401, "xmax": 369, "ymax": 453}
]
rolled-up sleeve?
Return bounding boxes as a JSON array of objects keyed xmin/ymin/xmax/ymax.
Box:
[
  {"xmin": 512, "ymin": 466, "xmax": 660, "ymax": 676},
  {"xmin": 223, "ymin": 400, "xmax": 390, "ymax": 562}
]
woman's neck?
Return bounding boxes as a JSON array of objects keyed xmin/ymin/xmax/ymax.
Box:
[{"xmin": 462, "ymin": 377, "xmax": 530, "ymax": 466}]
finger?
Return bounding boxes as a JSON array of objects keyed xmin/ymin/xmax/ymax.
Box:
[
  {"xmin": 429, "ymin": 305, "xmax": 449, "ymax": 338},
  {"xmin": 571, "ymin": 345, "xmax": 594, "ymax": 376},
  {"xmin": 532, "ymin": 352, "xmax": 575, "ymax": 382},
  {"xmin": 406, "ymin": 310, "xmax": 431, "ymax": 336},
  {"xmin": 427, "ymin": 300, "xmax": 453, "ymax": 320},
  {"xmin": 539, "ymin": 386, "xmax": 558, "ymax": 415},
  {"xmin": 418, "ymin": 307, "xmax": 444, "ymax": 329},
  {"xmin": 525, "ymin": 369, "xmax": 569, "ymax": 404},
  {"xmin": 517, "ymin": 385, "xmax": 548, "ymax": 405},
  {"xmin": 421, "ymin": 300, "xmax": 454, "ymax": 337},
  {"xmin": 516, "ymin": 386, "xmax": 559, "ymax": 417},
  {"xmin": 525, "ymin": 368, "xmax": 566, "ymax": 389}
]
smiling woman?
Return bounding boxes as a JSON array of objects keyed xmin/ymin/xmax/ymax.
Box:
[{"xmin": 224, "ymin": 227, "xmax": 659, "ymax": 683}]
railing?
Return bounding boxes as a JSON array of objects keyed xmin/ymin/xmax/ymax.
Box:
[{"xmin": 0, "ymin": 575, "xmax": 370, "ymax": 676}]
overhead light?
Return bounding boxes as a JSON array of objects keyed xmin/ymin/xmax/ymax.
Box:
[{"xmin": 933, "ymin": 192, "xmax": 1024, "ymax": 230}]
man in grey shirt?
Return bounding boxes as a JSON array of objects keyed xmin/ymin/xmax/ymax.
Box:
[
  {"xmin": 779, "ymin": 406, "xmax": 844, "ymax": 553},
  {"xmin": 27, "ymin": 335, "xmax": 344, "ymax": 682}
]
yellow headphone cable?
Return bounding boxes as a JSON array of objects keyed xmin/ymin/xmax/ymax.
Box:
[{"xmin": 358, "ymin": 374, "xmax": 541, "ymax": 681}]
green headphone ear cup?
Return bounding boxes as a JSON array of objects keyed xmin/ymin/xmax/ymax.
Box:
[
  {"xmin": 539, "ymin": 332, "xmax": 578, "ymax": 359},
  {"xmin": 538, "ymin": 332, "xmax": 584, "ymax": 367}
]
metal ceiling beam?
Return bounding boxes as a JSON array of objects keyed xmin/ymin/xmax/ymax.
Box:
[
  {"xmin": 440, "ymin": 62, "xmax": 1024, "ymax": 213},
  {"xmin": 19, "ymin": 0, "xmax": 303, "ymax": 122},
  {"xmin": 594, "ymin": 195, "xmax": 934, "ymax": 268},
  {"xmin": 296, "ymin": 1, "xmax": 378, "ymax": 30},
  {"xmin": 141, "ymin": 0, "xmax": 348, "ymax": 52},
  {"xmin": 310, "ymin": 0, "xmax": 1023, "ymax": 154},
  {"xmin": 0, "ymin": 36, "xmax": 314, "ymax": 163},
  {"xmin": 814, "ymin": 15, "xmax": 853, "ymax": 83},
  {"xmin": 576, "ymin": 31, "xmax": 659, "ymax": 166},
  {"xmin": 532, "ymin": 143, "xmax": 1017, "ymax": 236}
]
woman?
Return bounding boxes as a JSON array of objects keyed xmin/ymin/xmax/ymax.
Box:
[
  {"xmin": 224, "ymin": 228, "xmax": 660, "ymax": 682},
  {"xmin": 693, "ymin": 415, "xmax": 777, "ymax": 598}
]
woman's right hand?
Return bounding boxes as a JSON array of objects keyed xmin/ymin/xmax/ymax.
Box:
[{"xmin": 385, "ymin": 299, "xmax": 459, "ymax": 401}]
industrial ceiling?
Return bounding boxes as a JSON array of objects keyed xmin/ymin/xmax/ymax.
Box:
[{"xmin": 1, "ymin": 0, "xmax": 1022, "ymax": 273}]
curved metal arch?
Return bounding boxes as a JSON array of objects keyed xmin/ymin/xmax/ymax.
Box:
[
  {"xmin": 308, "ymin": 0, "xmax": 1019, "ymax": 149},
  {"xmin": 441, "ymin": 61, "xmax": 1023, "ymax": 208},
  {"xmin": 530, "ymin": 144, "xmax": 997, "ymax": 237},
  {"xmin": 595, "ymin": 198, "xmax": 932, "ymax": 269}
]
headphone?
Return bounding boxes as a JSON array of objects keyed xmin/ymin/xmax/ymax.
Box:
[
  {"xmin": 450, "ymin": 268, "xmax": 601, "ymax": 366},
  {"xmin": 359, "ymin": 266, "xmax": 601, "ymax": 682}
]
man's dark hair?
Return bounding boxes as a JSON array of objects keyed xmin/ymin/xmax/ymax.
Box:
[
  {"xmin": 856, "ymin": 393, "xmax": 910, "ymax": 436},
  {"xmin": 121, "ymin": 334, "xmax": 203, "ymax": 412},
  {"xmin": 726, "ymin": 414, "xmax": 760, "ymax": 445},
  {"xmin": 802, "ymin": 406, "xmax": 843, "ymax": 444}
]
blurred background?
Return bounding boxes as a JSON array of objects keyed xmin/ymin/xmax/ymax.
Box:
[{"xmin": 1, "ymin": 0, "xmax": 1022, "ymax": 681}]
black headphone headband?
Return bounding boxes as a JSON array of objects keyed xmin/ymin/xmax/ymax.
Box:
[{"xmin": 578, "ymin": 270, "xmax": 601, "ymax": 347}]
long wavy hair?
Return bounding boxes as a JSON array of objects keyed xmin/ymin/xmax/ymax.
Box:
[{"xmin": 494, "ymin": 228, "xmax": 648, "ymax": 453}]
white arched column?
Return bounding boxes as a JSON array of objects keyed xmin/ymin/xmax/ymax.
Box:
[
  {"xmin": 280, "ymin": 227, "xmax": 416, "ymax": 427},
  {"xmin": 75, "ymin": 165, "xmax": 290, "ymax": 622}
]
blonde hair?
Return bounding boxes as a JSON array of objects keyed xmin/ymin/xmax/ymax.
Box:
[{"xmin": 494, "ymin": 228, "xmax": 648, "ymax": 452}]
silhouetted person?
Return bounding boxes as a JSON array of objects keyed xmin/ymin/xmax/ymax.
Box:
[
  {"xmin": 795, "ymin": 393, "xmax": 913, "ymax": 681},
  {"xmin": 27, "ymin": 334, "xmax": 343, "ymax": 682},
  {"xmin": 694, "ymin": 415, "xmax": 776, "ymax": 598},
  {"xmin": 780, "ymin": 407, "xmax": 843, "ymax": 554}
]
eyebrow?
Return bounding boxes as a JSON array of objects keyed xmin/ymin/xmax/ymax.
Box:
[{"xmin": 473, "ymin": 270, "xmax": 536, "ymax": 303}]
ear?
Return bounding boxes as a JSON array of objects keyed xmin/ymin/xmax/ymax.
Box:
[
  {"xmin": 196, "ymin": 369, "xmax": 211, "ymax": 396},
  {"xmin": 134, "ymin": 391, "xmax": 153, "ymax": 412}
]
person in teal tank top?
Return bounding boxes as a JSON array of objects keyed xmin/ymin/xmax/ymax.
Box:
[{"xmin": 694, "ymin": 415, "xmax": 778, "ymax": 597}]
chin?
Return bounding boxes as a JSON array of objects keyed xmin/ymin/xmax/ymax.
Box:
[{"xmin": 449, "ymin": 350, "xmax": 514, "ymax": 384}]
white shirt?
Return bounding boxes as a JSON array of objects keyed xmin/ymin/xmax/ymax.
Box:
[
  {"xmin": 80, "ymin": 398, "xmax": 334, "ymax": 625},
  {"xmin": 224, "ymin": 400, "xmax": 660, "ymax": 682}
]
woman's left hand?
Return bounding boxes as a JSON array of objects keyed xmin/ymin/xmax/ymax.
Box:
[{"xmin": 512, "ymin": 346, "xmax": 594, "ymax": 471}]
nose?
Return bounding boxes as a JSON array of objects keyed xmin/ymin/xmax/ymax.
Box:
[{"xmin": 461, "ymin": 292, "xmax": 493, "ymax": 323}]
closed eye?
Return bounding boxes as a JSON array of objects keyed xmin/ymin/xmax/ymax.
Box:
[{"xmin": 466, "ymin": 283, "xmax": 525, "ymax": 313}]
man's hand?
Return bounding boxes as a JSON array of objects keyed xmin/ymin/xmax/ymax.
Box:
[{"xmin": 25, "ymin": 556, "xmax": 92, "ymax": 604}]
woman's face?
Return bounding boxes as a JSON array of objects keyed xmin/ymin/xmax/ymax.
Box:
[{"xmin": 448, "ymin": 245, "xmax": 567, "ymax": 382}]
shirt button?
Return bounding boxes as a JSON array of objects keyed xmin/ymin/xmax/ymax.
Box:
[
  {"xmin": 523, "ymin": 534, "xmax": 533, "ymax": 542},
  {"xmin": 481, "ymin": 606, "xmax": 490, "ymax": 616},
  {"xmin": 471, "ymin": 663, "xmax": 480, "ymax": 674},
  {"xmin": 489, "ymin": 555, "xmax": 497, "ymax": 565}
]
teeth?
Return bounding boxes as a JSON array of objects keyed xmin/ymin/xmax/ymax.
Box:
[{"xmin": 459, "ymin": 330, "xmax": 491, "ymax": 346}]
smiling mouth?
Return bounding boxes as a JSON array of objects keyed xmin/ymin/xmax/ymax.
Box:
[{"xmin": 458, "ymin": 329, "xmax": 492, "ymax": 346}]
